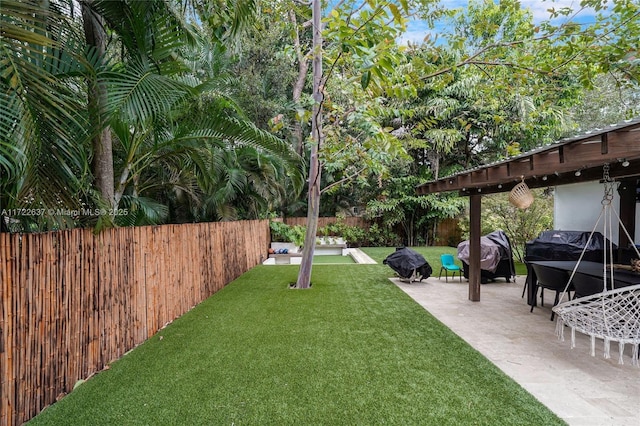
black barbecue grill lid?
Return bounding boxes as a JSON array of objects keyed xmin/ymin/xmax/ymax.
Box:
[
  {"xmin": 525, "ymin": 230, "xmax": 615, "ymax": 262},
  {"xmin": 383, "ymin": 247, "xmax": 432, "ymax": 280}
]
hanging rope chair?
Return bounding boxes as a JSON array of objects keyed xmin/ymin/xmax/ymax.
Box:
[{"xmin": 552, "ymin": 164, "xmax": 640, "ymax": 366}]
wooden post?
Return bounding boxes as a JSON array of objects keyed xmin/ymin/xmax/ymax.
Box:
[
  {"xmin": 469, "ymin": 194, "xmax": 482, "ymax": 301},
  {"xmin": 617, "ymin": 178, "xmax": 637, "ymax": 248}
]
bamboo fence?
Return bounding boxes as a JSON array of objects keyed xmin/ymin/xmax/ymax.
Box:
[{"xmin": 0, "ymin": 220, "xmax": 269, "ymax": 426}]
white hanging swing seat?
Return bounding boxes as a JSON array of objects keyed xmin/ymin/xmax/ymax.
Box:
[
  {"xmin": 552, "ymin": 165, "xmax": 640, "ymax": 366},
  {"xmin": 553, "ymin": 284, "xmax": 640, "ymax": 365}
]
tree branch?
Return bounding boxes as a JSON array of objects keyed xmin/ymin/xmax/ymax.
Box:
[
  {"xmin": 320, "ymin": 166, "xmax": 368, "ymax": 194},
  {"xmin": 422, "ymin": 10, "xmax": 640, "ymax": 81}
]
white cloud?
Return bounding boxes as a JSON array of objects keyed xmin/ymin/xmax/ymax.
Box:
[
  {"xmin": 399, "ymin": 21, "xmax": 442, "ymax": 45},
  {"xmin": 519, "ymin": 0, "xmax": 604, "ymax": 23},
  {"xmin": 431, "ymin": 0, "xmax": 603, "ymax": 22},
  {"xmin": 399, "ymin": 0, "xmax": 605, "ymax": 45}
]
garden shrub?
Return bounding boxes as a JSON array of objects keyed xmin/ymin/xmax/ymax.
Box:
[{"xmin": 269, "ymin": 221, "xmax": 306, "ymax": 247}]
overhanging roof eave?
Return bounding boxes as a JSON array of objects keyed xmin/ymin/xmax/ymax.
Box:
[{"xmin": 416, "ymin": 118, "xmax": 640, "ymax": 196}]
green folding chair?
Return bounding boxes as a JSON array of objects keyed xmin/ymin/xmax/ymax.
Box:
[{"xmin": 439, "ymin": 254, "xmax": 461, "ymax": 282}]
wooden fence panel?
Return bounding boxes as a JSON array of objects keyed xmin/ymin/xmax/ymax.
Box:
[
  {"xmin": 0, "ymin": 220, "xmax": 269, "ymax": 426},
  {"xmin": 435, "ymin": 218, "xmax": 463, "ymax": 247}
]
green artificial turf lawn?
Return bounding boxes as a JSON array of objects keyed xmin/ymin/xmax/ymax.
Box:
[
  {"xmin": 29, "ymin": 254, "xmax": 560, "ymax": 425},
  {"xmin": 312, "ymin": 254, "xmax": 355, "ymax": 264}
]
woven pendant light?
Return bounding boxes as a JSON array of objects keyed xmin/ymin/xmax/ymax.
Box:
[{"xmin": 509, "ymin": 178, "xmax": 534, "ymax": 209}]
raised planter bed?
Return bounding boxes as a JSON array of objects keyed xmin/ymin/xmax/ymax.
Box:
[
  {"xmin": 267, "ymin": 252, "xmax": 303, "ymax": 265},
  {"xmin": 314, "ymin": 243, "xmax": 347, "ymax": 256},
  {"xmin": 270, "ymin": 242, "xmax": 300, "ymax": 252},
  {"xmin": 263, "ymin": 247, "xmax": 376, "ymax": 265},
  {"xmin": 265, "ymin": 238, "xmax": 348, "ymax": 264},
  {"xmin": 267, "ymin": 242, "xmax": 302, "ymax": 265}
]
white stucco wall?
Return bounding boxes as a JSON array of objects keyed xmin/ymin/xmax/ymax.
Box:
[{"xmin": 554, "ymin": 181, "xmax": 640, "ymax": 244}]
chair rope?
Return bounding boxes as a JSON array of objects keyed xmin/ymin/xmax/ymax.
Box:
[{"xmin": 553, "ymin": 164, "xmax": 640, "ymax": 366}]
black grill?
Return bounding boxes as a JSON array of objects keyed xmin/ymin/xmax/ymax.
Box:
[
  {"xmin": 524, "ymin": 230, "xmax": 613, "ymax": 263},
  {"xmin": 457, "ymin": 230, "xmax": 515, "ymax": 283}
]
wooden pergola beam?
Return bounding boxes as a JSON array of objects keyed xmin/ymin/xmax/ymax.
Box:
[
  {"xmin": 417, "ymin": 120, "xmax": 640, "ymax": 196},
  {"xmin": 416, "ymin": 119, "xmax": 640, "ymax": 302}
]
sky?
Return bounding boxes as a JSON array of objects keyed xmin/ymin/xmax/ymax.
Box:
[{"xmin": 400, "ymin": 0, "xmax": 606, "ymax": 45}]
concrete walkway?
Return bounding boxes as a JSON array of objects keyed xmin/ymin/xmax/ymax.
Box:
[
  {"xmin": 392, "ymin": 276, "xmax": 640, "ymax": 426},
  {"xmin": 345, "ymin": 248, "xmax": 377, "ymax": 264}
]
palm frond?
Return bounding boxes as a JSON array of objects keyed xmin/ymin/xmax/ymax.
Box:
[
  {"xmin": 179, "ymin": 116, "xmax": 302, "ymax": 171},
  {"xmin": 92, "ymin": 0, "xmax": 196, "ymax": 62},
  {"xmin": 1, "ymin": 0, "xmax": 92, "ymax": 217},
  {"xmin": 117, "ymin": 195, "xmax": 169, "ymax": 226},
  {"xmin": 103, "ymin": 60, "xmax": 194, "ymax": 123}
]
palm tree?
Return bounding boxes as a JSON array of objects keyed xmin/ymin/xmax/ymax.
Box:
[
  {"xmin": 1, "ymin": 0, "xmax": 192, "ymax": 228},
  {"xmin": 110, "ymin": 110, "xmax": 301, "ymax": 224},
  {"xmin": 197, "ymin": 145, "xmax": 291, "ymax": 221},
  {"xmin": 1, "ymin": 0, "xmax": 303, "ymax": 230},
  {"xmin": 106, "ymin": 20, "xmax": 303, "ymax": 225},
  {"xmin": 1, "ymin": 0, "xmax": 92, "ymax": 227}
]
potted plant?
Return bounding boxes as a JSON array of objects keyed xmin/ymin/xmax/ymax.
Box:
[
  {"xmin": 289, "ymin": 225, "xmax": 306, "ymax": 249},
  {"xmin": 318, "ymin": 226, "xmax": 330, "ymax": 244},
  {"xmin": 269, "ymin": 221, "xmax": 306, "ymax": 252}
]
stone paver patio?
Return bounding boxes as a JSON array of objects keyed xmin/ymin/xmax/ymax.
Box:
[{"xmin": 392, "ymin": 276, "xmax": 640, "ymax": 426}]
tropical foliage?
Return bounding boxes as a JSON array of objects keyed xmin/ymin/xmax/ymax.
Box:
[
  {"xmin": 1, "ymin": 0, "xmax": 302, "ymax": 231},
  {"xmin": 1, "ymin": 0, "xmax": 639, "ymax": 238}
]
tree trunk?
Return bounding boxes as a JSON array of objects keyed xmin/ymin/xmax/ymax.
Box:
[
  {"xmin": 427, "ymin": 149, "xmax": 440, "ymax": 180},
  {"xmin": 82, "ymin": 1, "xmax": 115, "ymax": 209},
  {"xmin": 295, "ymin": 0, "xmax": 322, "ymax": 289},
  {"xmin": 114, "ymin": 162, "xmax": 132, "ymax": 208},
  {"xmin": 289, "ymin": 10, "xmax": 310, "ymax": 157}
]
